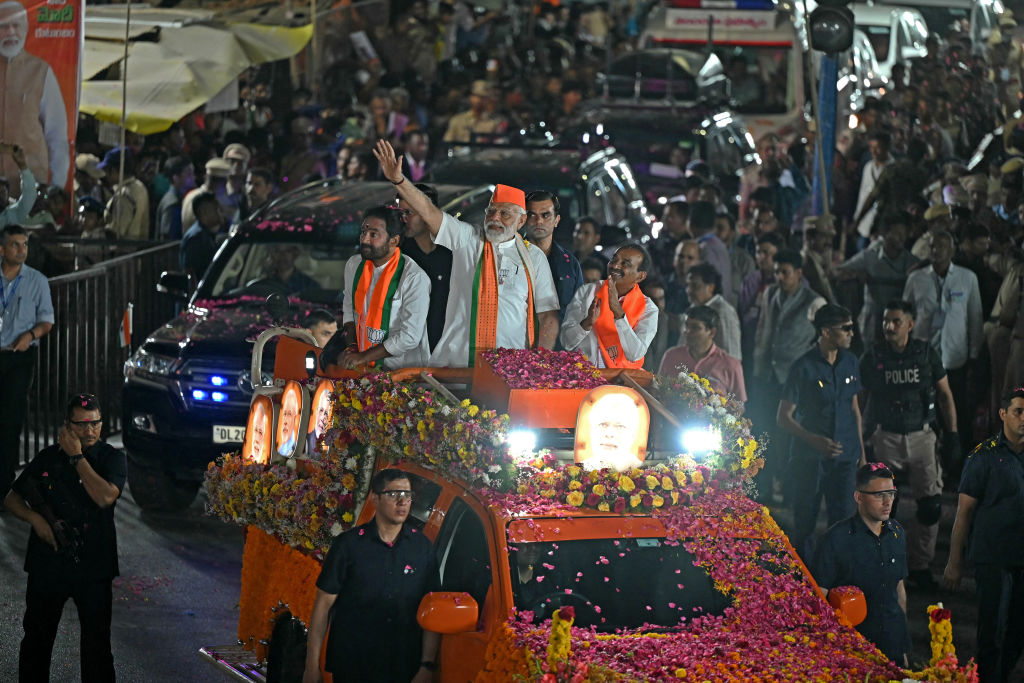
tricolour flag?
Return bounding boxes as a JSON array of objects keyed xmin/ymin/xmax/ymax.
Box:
[{"xmin": 119, "ymin": 303, "xmax": 133, "ymax": 348}]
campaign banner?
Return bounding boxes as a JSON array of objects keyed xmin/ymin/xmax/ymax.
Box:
[{"xmin": 0, "ymin": 0, "xmax": 81, "ymax": 195}]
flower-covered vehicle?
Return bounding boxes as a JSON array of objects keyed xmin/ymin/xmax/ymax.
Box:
[{"xmin": 201, "ymin": 342, "xmax": 976, "ymax": 682}]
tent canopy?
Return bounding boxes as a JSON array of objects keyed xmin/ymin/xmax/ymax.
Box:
[{"xmin": 80, "ymin": 6, "xmax": 312, "ymax": 134}]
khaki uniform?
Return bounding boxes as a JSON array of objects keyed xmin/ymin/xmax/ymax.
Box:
[{"xmin": 442, "ymin": 110, "xmax": 503, "ymax": 144}]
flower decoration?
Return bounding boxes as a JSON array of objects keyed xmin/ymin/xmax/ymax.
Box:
[
  {"xmin": 927, "ymin": 603, "xmax": 955, "ymax": 666},
  {"xmin": 481, "ymin": 348, "xmax": 606, "ymax": 389}
]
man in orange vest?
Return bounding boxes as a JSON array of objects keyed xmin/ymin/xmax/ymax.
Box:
[{"xmin": 559, "ymin": 244, "xmax": 659, "ymax": 368}]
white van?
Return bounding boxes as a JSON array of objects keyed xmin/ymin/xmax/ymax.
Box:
[
  {"xmin": 876, "ymin": 0, "xmax": 1003, "ymax": 54},
  {"xmin": 851, "ymin": 4, "xmax": 929, "ymax": 83},
  {"xmin": 640, "ymin": 0, "xmax": 808, "ymax": 140}
]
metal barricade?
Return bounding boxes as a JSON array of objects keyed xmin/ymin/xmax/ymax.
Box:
[{"xmin": 19, "ymin": 242, "xmax": 180, "ymax": 465}]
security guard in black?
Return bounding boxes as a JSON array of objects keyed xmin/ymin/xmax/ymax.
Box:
[{"xmin": 860, "ymin": 337, "xmax": 944, "ymax": 434}]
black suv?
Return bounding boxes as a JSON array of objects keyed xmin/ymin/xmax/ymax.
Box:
[
  {"xmin": 122, "ymin": 180, "xmax": 476, "ymax": 509},
  {"xmin": 428, "ymin": 145, "xmax": 654, "ymax": 247}
]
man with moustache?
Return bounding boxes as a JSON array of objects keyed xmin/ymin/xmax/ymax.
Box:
[
  {"xmin": 328, "ymin": 206, "xmax": 430, "ymax": 370},
  {"xmin": 0, "ymin": 0, "xmax": 69, "ymax": 193},
  {"xmin": 374, "ymin": 140, "xmax": 558, "ymax": 367},
  {"xmin": 524, "ymin": 190, "xmax": 583, "ymax": 324},
  {"xmin": 560, "ymin": 244, "xmax": 658, "ymax": 368},
  {"xmin": 812, "ymin": 462, "xmax": 910, "ymax": 665},
  {"xmin": 399, "ymin": 183, "xmax": 452, "ymax": 352}
]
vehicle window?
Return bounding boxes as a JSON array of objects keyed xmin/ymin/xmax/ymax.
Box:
[
  {"xmin": 206, "ymin": 241, "xmax": 355, "ymax": 302},
  {"xmin": 508, "ymin": 533, "xmax": 732, "ymax": 631},
  {"xmin": 915, "ymin": 6, "xmax": 969, "ymax": 36},
  {"xmin": 861, "ymin": 24, "xmax": 891, "ymax": 62},
  {"xmin": 436, "ymin": 499, "xmax": 491, "ymax": 611},
  {"xmin": 719, "ymin": 46, "xmax": 793, "ymax": 114},
  {"xmin": 406, "ymin": 474, "xmax": 442, "ymax": 530}
]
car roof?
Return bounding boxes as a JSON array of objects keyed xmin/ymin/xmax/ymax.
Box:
[
  {"xmin": 235, "ymin": 179, "xmax": 474, "ymax": 239},
  {"xmin": 429, "ymin": 147, "xmax": 621, "ymax": 191},
  {"xmin": 851, "ymin": 3, "xmax": 924, "ymax": 24}
]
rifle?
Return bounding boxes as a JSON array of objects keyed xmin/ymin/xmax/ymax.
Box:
[{"xmin": 12, "ymin": 473, "xmax": 84, "ymax": 564}]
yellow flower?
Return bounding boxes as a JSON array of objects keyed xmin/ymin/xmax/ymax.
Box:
[
  {"xmin": 567, "ymin": 491, "xmax": 585, "ymax": 507},
  {"xmin": 652, "ymin": 494, "xmax": 665, "ymax": 507},
  {"xmin": 661, "ymin": 476, "xmax": 674, "ymax": 490},
  {"xmin": 671, "ymin": 491, "xmax": 680, "ymax": 505},
  {"xmin": 646, "ymin": 475, "xmax": 660, "ymax": 490},
  {"xmin": 569, "ymin": 480, "xmax": 583, "ymax": 491},
  {"xmin": 690, "ymin": 470, "xmax": 704, "ymax": 486},
  {"xmin": 629, "ymin": 494, "xmax": 642, "ymax": 508},
  {"xmin": 567, "ymin": 465, "xmax": 582, "ymax": 478},
  {"xmin": 592, "ymin": 483, "xmax": 607, "ymax": 496},
  {"xmin": 597, "ymin": 501, "xmax": 610, "ymax": 511},
  {"xmin": 342, "ymin": 511, "xmax": 354, "ymax": 523},
  {"xmin": 341, "ymin": 474, "xmax": 356, "ymax": 490},
  {"xmin": 351, "ymin": 396, "xmax": 362, "ymax": 411},
  {"xmin": 619, "ymin": 476, "xmax": 636, "ymax": 492},
  {"xmin": 674, "ymin": 470, "xmax": 688, "ymax": 487},
  {"xmin": 467, "ymin": 404, "xmax": 480, "ymax": 417},
  {"xmin": 460, "ymin": 398, "xmax": 471, "ymax": 407}
]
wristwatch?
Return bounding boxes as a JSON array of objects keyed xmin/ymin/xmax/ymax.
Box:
[
  {"xmin": 420, "ymin": 660, "xmax": 437, "ymax": 672},
  {"xmin": 68, "ymin": 454, "xmax": 84, "ymax": 467}
]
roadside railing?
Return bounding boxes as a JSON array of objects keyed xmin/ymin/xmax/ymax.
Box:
[{"xmin": 19, "ymin": 242, "xmax": 180, "ymax": 465}]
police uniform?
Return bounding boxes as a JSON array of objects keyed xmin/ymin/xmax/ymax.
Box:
[
  {"xmin": 782, "ymin": 346, "xmax": 862, "ymax": 558},
  {"xmin": 811, "ymin": 515, "xmax": 910, "ymax": 662},
  {"xmin": 959, "ymin": 432, "xmax": 1024, "ymax": 683},
  {"xmin": 860, "ymin": 338, "xmax": 945, "ymax": 574}
]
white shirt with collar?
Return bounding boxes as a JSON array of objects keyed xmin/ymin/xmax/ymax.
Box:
[
  {"xmin": 560, "ymin": 281, "xmax": 659, "ymax": 367},
  {"xmin": 902, "ymin": 262, "xmax": 983, "ymax": 370},
  {"xmin": 854, "ymin": 157, "xmax": 894, "ymax": 237},
  {"xmin": 342, "ymin": 252, "xmax": 431, "ymax": 370},
  {"xmin": 704, "ymin": 293, "xmax": 743, "ymax": 361},
  {"xmin": 428, "ymin": 213, "xmax": 559, "ymax": 368}
]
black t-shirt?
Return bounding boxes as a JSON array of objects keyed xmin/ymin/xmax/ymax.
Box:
[
  {"xmin": 959, "ymin": 432, "xmax": 1024, "ymax": 567},
  {"xmin": 811, "ymin": 515, "xmax": 909, "ymax": 662},
  {"xmin": 860, "ymin": 338, "xmax": 945, "ymax": 434},
  {"xmin": 400, "ymin": 238, "xmax": 452, "ymax": 352},
  {"xmin": 316, "ymin": 520, "xmax": 438, "ymax": 681},
  {"xmin": 14, "ymin": 441, "xmax": 126, "ymax": 582}
]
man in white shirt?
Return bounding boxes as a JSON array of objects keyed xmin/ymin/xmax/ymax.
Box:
[
  {"xmin": 902, "ymin": 230, "xmax": 983, "ymax": 455},
  {"xmin": 330, "ymin": 206, "xmax": 431, "ymax": 369},
  {"xmin": 560, "ymin": 244, "xmax": 659, "ymax": 368},
  {"xmin": 852, "ymin": 131, "xmax": 894, "ymax": 247},
  {"xmin": 373, "ymin": 140, "xmax": 559, "ymax": 367}
]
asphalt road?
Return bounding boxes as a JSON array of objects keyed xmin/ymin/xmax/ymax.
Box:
[{"xmin": 0, "ymin": 484, "xmax": 244, "ymax": 682}]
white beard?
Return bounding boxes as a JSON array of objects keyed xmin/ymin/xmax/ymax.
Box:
[
  {"xmin": 0, "ymin": 34, "xmax": 25, "ymax": 60},
  {"xmin": 483, "ymin": 220, "xmax": 516, "ymax": 245}
]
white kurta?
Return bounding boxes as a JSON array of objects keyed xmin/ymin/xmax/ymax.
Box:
[
  {"xmin": 560, "ymin": 281, "xmax": 659, "ymax": 368},
  {"xmin": 342, "ymin": 252, "xmax": 431, "ymax": 369},
  {"xmin": 429, "ymin": 213, "xmax": 559, "ymax": 368}
]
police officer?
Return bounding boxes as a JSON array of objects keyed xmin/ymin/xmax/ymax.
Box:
[
  {"xmin": 812, "ymin": 462, "xmax": 909, "ymax": 666},
  {"xmin": 860, "ymin": 300, "xmax": 959, "ymax": 592},
  {"xmin": 3, "ymin": 392, "xmax": 125, "ymax": 682},
  {"xmin": 944, "ymin": 387, "xmax": 1024, "ymax": 682},
  {"xmin": 778, "ymin": 304, "xmax": 867, "ymax": 559}
]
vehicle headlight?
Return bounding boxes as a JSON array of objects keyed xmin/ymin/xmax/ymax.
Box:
[{"xmin": 124, "ymin": 347, "xmax": 177, "ymax": 380}]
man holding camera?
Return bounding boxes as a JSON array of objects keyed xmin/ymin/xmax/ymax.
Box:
[{"xmin": 4, "ymin": 393, "xmax": 126, "ymax": 682}]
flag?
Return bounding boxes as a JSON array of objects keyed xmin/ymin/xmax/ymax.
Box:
[{"xmin": 119, "ymin": 303, "xmax": 133, "ymax": 348}]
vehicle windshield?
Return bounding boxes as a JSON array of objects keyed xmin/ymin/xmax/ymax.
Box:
[
  {"xmin": 200, "ymin": 238, "xmax": 357, "ymax": 305},
  {"xmin": 508, "ymin": 534, "xmax": 731, "ymax": 632},
  {"xmin": 718, "ymin": 45, "xmax": 793, "ymax": 114},
  {"xmin": 860, "ymin": 24, "xmax": 891, "ymax": 62},
  {"xmin": 914, "ymin": 6, "xmax": 970, "ymax": 36}
]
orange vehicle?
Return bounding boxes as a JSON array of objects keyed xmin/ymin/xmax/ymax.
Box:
[{"xmin": 200, "ymin": 334, "xmax": 971, "ymax": 682}]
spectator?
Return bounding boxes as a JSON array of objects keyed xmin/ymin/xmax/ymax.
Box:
[
  {"xmin": 778, "ymin": 304, "xmax": 866, "ymax": 558},
  {"xmin": 852, "ymin": 131, "xmax": 894, "ymax": 248},
  {"xmin": 303, "ymin": 308, "xmax": 338, "ymax": 348},
  {"xmin": 404, "ymin": 130, "xmax": 430, "ymax": 182},
  {"xmin": 73, "ymin": 153, "xmax": 106, "ymax": 205},
  {"xmin": 280, "ymin": 117, "xmax": 328, "ymax": 192},
  {"xmin": 243, "ymin": 167, "xmax": 275, "ymax": 218},
  {"xmin": 659, "ymin": 304, "xmax": 746, "ymax": 407},
  {"xmin": 443, "ymin": 81, "xmax": 505, "ymax": 144},
  {"xmin": 651, "ymin": 200, "xmax": 689, "ymax": 277},
  {"xmin": 178, "ymin": 192, "xmax": 223, "ymax": 283},
  {"xmin": 155, "ymin": 156, "xmax": 195, "ymax": 240},
  {"xmin": 580, "ymin": 258, "xmax": 604, "ymax": 285},
  {"xmin": 181, "ymin": 158, "xmax": 230, "ymax": 231},
  {"xmin": 715, "ymin": 211, "xmax": 754, "ymax": 308},
  {"xmin": 572, "ymin": 216, "xmax": 606, "ymax": 267},
  {"xmin": 639, "ymin": 277, "xmax": 669, "ymax": 375},
  {"xmin": 739, "ymin": 232, "xmax": 784, "ymax": 361},
  {"xmin": 685, "ymin": 262, "xmax": 741, "ymax": 361},
  {"xmin": 221, "ymin": 143, "xmax": 251, "ymax": 225},
  {"xmin": 0, "ymin": 224, "xmax": 54, "ymax": 495},
  {"xmin": 801, "ymin": 221, "xmax": 837, "ymax": 305},
  {"xmin": 99, "ymin": 148, "xmax": 149, "ymax": 241},
  {"xmin": 344, "ymin": 148, "xmax": 378, "ymax": 184}
]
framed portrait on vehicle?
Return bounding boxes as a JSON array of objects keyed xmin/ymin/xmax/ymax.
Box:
[
  {"xmin": 305, "ymin": 379, "xmax": 334, "ymax": 459},
  {"xmin": 243, "ymin": 395, "xmax": 276, "ymax": 466},
  {"xmin": 574, "ymin": 385, "xmax": 650, "ymax": 472},
  {"xmin": 275, "ymin": 380, "xmax": 308, "ymax": 459}
]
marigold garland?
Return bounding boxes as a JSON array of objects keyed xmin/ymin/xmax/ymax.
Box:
[{"xmin": 927, "ymin": 604, "xmax": 955, "ymax": 666}]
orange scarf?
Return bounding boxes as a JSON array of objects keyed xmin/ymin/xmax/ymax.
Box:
[
  {"xmin": 470, "ymin": 237, "xmax": 535, "ymax": 365},
  {"xmin": 593, "ymin": 280, "xmax": 647, "ymax": 369},
  {"xmin": 353, "ymin": 249, "xmax": 405, "ymax": 351}
]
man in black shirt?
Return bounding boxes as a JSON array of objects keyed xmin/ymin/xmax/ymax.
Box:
[
  {"xmin": 524, "ymin": 190, "xmax": 583, "ymax": 325},
  {"xmin": 304, "ymin": 468, "xmax": 439, "ymax": 683},
  {"xmin": 944, "ymin": 387, "xmax": 1024, "ymax": 683},
  {"xmin": 812, "ymin": 462, "xmax": 909, "ymax": 665},
  {"xmin": 399, "ymin": 183, "xmax": 452, "ymax": 352},
  {"xmin": 4, "ymin": 392, "xmax": 126, "ymax": 682}
]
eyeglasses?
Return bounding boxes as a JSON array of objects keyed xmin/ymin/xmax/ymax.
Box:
[
  {"xmin": 485, "ymin": 206, "xmax": 522, "ymax": 221},
  {"xmin": 858, "ymin": 489, "xmax": 898, "ymax": 501},
  {"xmin": 378, "ymin": 489, "xmax": 414, "ymax": 502},
  {"xmin": 70, "ymin": 419, "xmax": 103, "ymax": 429}
]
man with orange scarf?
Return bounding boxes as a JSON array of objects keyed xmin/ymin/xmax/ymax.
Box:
[
  {"xmin": 559, "ymin": 245, "xmax": 659, "ymax": 368},
  {"xmin": 373, "ymin": 141, "xmax": 559, "ymax": 367},
  {"xmin": 336, "ymin": 206, "xmax": 430, "ymax": 369}
]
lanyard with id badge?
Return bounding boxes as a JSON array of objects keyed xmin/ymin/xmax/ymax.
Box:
[
  {"xmin": 931, "ymin": 272, "xmax": 946, "ymax": 332},
  {"xmin": 0, "ymin": 274, "xmax": 23, "ymax": 345}
]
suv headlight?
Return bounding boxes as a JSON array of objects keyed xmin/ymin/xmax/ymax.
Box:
[{"xmin": 124, "ymin": 347, "xmax": 177, "ymax": 380}]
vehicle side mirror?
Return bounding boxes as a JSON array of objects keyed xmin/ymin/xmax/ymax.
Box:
[
  {"xmin": 827, "ymin": 585, "xmax": 867, "ymax": 627},
  {"xmin": 156, "ymin": 271, "xmax": 191, "ymax": 300},
  {"xmin": 417, "ymin": 592, "xmax": 478, "ymax": 634}
]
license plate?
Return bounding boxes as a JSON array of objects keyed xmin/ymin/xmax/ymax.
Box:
[{"xmin": 213, "ymin": 425, "xmax": 245, "ymax": 444}]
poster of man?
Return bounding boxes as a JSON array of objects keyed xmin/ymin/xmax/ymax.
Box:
[
  {"xmin": 306, "ymin": 379, "xmax": 333, "ymax": 458},
  {"xmin": 574, "ymin": 386, "xmax": 650, "ymax": 472},
  {"xmin": 276, "ymin": 381, "xmax": 306, "ymax": 458},
  {"xmin": 0, "ymin": 0, "xmax": 78, "ymax": 195},
  {"xmin": 243, "ymin": 396, "xmax": 274, "ymax": 466}
]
